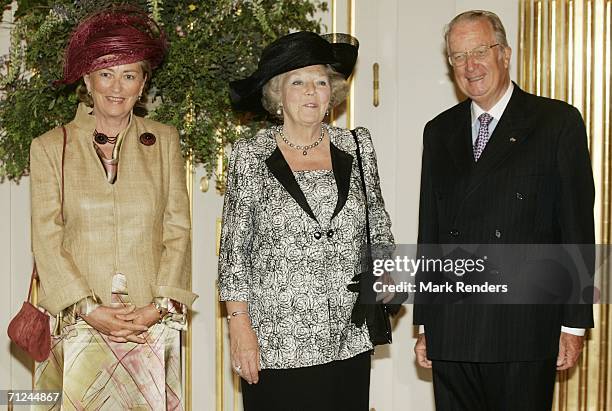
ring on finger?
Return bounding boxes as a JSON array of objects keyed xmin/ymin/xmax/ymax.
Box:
[{"xmin": 234, "ymin": 364, "xmax": 242, "ymax": 373}]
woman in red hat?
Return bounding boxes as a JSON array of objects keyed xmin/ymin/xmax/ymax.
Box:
[
  {"xmin": 219, "ymin": 31, "xmax": 395, "ymax": 410},
  {"xmin": 30, "ymin": 7, "xmax": 196, "ymax": 410}
]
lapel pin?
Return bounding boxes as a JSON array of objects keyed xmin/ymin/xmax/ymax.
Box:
[
  {"xmin": 139, "ymin": 132, "xmax": 156, "ymax": 146},
  {"xmin": 509, "ymin": 137, "xmax": 517, "ymax": 143}
]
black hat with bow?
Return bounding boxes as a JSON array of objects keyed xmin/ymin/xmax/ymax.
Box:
[{"xmin": 229, "ymin": 31, "xmax": 359, "ymax": 112}]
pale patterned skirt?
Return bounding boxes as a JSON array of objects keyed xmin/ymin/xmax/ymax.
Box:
[{"xmin": 34, "ymin": 275, "xmax": 185, "ymax": 411}]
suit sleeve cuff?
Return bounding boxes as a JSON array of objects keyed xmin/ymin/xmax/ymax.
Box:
[
  {"xmin": 561, "ymin": 326, "xmax": 585, "ymax": 336},
  {"xmin": 38, "ymin": 278, "xmax": 91, "ymax": 316},
  {"xmin": 151, "ymin": 284, "xmax": 198, "ymax": 308}
]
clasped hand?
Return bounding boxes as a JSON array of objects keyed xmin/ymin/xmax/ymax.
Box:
[{"xmin": 82, "ymin": 304, "xmax": 160, "ymax": 343}]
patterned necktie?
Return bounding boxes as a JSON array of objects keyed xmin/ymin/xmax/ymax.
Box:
[{"xmin": 473, "ymin": 112, "xmax": 493, "ymax": 161}]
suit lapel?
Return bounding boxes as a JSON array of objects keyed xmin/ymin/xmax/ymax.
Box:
[
  {"xmin": 466, "ymin": 85, "xmax": 534, "ymax": 194},
  {"xmin": 265, "ymin": 147, "xmax": 317, "ymax": 221},
  {"xmin": 330, "ymin": 142, "xmax": 353, "ymax": 219},
  {"xmin": 446, "ymin": 100, "xmax": 474, "ymax": 177},
  {"xmin": 264, "ymin": 130, "xmax": 355, "ymax": 223}
]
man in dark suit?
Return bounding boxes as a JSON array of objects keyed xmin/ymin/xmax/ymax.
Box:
[{"xmin": 413, "ymin": 10, "xmax": 595, "ymax": 411}]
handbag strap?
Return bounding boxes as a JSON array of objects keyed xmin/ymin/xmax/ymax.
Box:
[
  {"xmin": 61, "ymin": 125, "xmax": 66, "ymax": 224},
  {"xmin": 26, "ymin": 265, "xmax": 37, "ymax": 302},
  {"xmin": 350, "ymin": 129, "xmax": 371, "ymax": 248},
  {"xmin": 350, "ymin": 129, "xmax": 399, "ymax": 317},
  {"xmin": 28, "ymin": 126, "xmax": 67, "ymax": 301}
]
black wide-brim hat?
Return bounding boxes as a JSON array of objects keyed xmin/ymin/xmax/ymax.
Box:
[{"xmin": 229, "ymin": 31, "xmax": 359, "ymax": 113}]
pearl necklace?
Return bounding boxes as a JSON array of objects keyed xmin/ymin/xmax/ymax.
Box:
[{"xmin": 278, "ymin": 124, "xmax": 325, "ymax": 156}]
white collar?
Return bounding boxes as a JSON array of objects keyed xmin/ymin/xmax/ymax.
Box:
[{"xmin": 471, "ymin": 82, "xmax": 514, "ymax": 125}]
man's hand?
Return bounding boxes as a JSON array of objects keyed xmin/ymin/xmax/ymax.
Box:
[
  {"xmin": 414, "ymin": 333, "xmax": 432, "ymax": 368},
  {"xmin": 557, "ymin": 332, "xmax": 585, "ymax": 370}
]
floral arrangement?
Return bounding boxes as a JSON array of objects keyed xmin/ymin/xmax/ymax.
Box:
[{"xmin": 0, "ymin": 0, "xmax": 326, "ymax": 181}]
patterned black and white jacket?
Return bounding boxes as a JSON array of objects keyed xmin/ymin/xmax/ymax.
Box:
[{"xmin": 218, "ymin": 125, "xmax": 394, "ymax": 369}]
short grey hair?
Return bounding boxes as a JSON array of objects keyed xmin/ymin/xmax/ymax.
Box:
[
  {"xmin": 261, "ymin": 65, "xmax": 349, "ymax": 120},
  {"xmin": 444, "ymin": 10, "xmax": 509, "ymax": 55}
]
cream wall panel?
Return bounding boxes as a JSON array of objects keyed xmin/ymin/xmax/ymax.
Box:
[
  {"xmin": 0, "ymin": 178, "xmax": 34, "ymax": 392},
  {"xmin": 191, "ymin": 166, "xmax": 225, "ymax": 411},
  {"xmin": 391, "ymin": 2, "xmax": 455, "ymax": 408},
  {"xmin": 7, "ymin": 181, "xmax": 33, "ymax": 391},
  {"xmin": 0, "ymin": 180, "xmax": 11, "ymax": 389},
  {"xmin": 357, "ymin": 2, "xmax": 455, "ymax": 410},
  {"xmin": 1, "ymin": 3, "xmax": 35, "ymax": 394},
  {"xmin": 1, "ymin": 5, "xmax": 13, "ymax": 392},
  {"xmin": 353, "ymin": 2, "xmax": 405, "ymax": 410}
]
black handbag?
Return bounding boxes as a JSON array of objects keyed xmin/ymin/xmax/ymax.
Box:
[{"xmin": 348, "ymin": 129, "xmax": 398, "ymax": 345}]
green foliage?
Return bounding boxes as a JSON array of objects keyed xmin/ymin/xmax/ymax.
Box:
[{"xmin": 0, "ymin": 0, "xmax": 326, "ymax": 181}]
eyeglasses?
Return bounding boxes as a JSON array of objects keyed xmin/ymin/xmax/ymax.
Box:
[{"xmin": 448, "ymin": 44, "xmax": 501, "ymax": 67}]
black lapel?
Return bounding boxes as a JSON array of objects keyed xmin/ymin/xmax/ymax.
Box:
[
  {"xmin": 467, "ymin": 84, "xmax": 533, "ymax": 194},
  {"xmin": 446, "ymin": 100, "xmax": 474, "ymax": 177},
  {"xmin": 330, "ymin": 142, "xmax": 353, "ymax": 219},
  {"xmin": 265, "ymin": 147, "xmax": 317, "ymax": 221}
]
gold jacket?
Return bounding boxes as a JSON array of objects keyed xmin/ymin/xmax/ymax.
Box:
[{"xmin": 30, "ymin": 104, "xmax": 197, "ymax": 315}]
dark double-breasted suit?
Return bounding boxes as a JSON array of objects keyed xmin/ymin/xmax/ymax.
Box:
[{"xmin": 414, "ymin": 84, "xmax": 595, "ymax": 362}]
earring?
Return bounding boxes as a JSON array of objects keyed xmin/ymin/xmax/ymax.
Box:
[
  {"xmin": 276, "ymin": 104, "xmax": 283, "ymax": 116},
  {"xmin": 325, "ymin": 109, "xmax": 330, "ymax": 117}
]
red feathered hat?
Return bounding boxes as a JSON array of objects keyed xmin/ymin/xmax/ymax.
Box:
[{"xmin": 56, "ymin": 6, "xmax": 167, "ymax": 85}]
